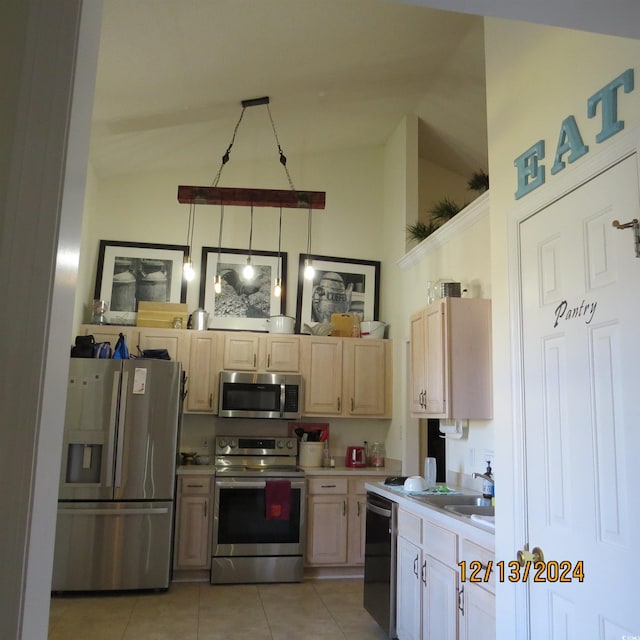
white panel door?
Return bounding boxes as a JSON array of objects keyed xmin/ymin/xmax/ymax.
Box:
[{"xmin": 519, "ymin": 155, "xmax": 640, "ymax": 638}]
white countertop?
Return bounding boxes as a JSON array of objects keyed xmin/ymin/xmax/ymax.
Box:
[
  {"xmin": 176, "ymin": 465, "xmax": 396, "ymax": 477},
  {"xmin": 366, "ymin": 481, "xmax": 496, "ymax": 541}
]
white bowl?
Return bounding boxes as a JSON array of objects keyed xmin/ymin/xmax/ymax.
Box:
[
  {"xmin": 360, "ymin": 320, "xmax": 386, "ymax": 339},
  {"xmin": 404, "ymin": 475, "xmax": 427, "ymax": 492}
]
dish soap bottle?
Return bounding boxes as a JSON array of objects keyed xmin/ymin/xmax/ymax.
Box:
[{"xmin": 482, "ymin": 461, "xmax": 493, "ymax": 499}]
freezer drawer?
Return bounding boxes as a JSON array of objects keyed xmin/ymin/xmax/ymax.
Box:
[{"xmin": 52, "ymin": 501, "xmax": 174, "ymax": 592}]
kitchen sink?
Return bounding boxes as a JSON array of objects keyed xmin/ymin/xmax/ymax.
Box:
[
  {"xmin": 443, "ymin": 505, "xmax": 495, "ymax": 517},
  {"xmin": 410, "ymin": 494, "xmax": 492, "ymax": 507}
]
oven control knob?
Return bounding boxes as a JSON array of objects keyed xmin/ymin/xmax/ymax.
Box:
[
  {"xmin": 276, "ymin": 439, "xmax": 285, "ymax": 449},
  {"xmin": 218, "ymin": 439, "xmax": 228, "ymax": 449},
  {"xmin": 229, "ymin": 439, "xmax": 237, "ymax": 449},
  {"xmin": 286, "ymin": 440, "xmax": 294, "ymax": 449}
]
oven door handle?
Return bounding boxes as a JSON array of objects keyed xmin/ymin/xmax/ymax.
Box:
[{"xmin": 215, "ymin": 479, "xmax": 306, "ymax": 490}]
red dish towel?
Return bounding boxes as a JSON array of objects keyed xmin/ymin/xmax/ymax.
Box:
[{"xmin": 265, "ymin": 480, "xmax": 291, "ymax": 521}]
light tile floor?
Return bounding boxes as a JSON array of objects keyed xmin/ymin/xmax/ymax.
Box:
[{"xmin": 49, "ymin": 579, "xmax": 389, "ymax": 640}]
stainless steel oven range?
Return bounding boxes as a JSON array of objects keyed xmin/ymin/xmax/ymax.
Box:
[{"xmin": 211, "ymin": 435, "xmax": 306, "ymax": 584}]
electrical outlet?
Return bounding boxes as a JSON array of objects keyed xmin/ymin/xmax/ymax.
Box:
[{"xmin": 201, "ymin": 437, "xmax": 209, "ymax": 450}]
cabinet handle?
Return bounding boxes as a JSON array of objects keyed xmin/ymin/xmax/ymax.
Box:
[
  {"xmin": 343, "ymin": 500, "xmax": 347, "ymax": 516},
  {"xmin": 421, "ymin": 559, "xmax": 427, "ymax": 585},
  {"xmin": 350, "ymin": 397, "xmax": 354, "ymax": 412},
  {"xmin": 267, "ymin": 354, "xmax": 271, "ymax": 368},
  {"xmin": 321, "ymin": 484, "xmax": 337, "ymax": 488},
  {"xmin": 458, "ymin": 586, "xmax": 465, "ymax": 615},
  {"xmin": 186, "ymin": 484, "xmax": 204, "ymax": 488},
  {"xmin": 204, "ymin": 501, "xmax": 207, "ymax": 518},
  {"xmin": 413, "ymin": 555, "xmax": 419, "ymax": 578},
  {"xmin": 209, "ymin": 393, "xmax": 212, "ymax": 408},
  {"xmin": 357, "ymin": 502, "xmax": 361, "ymax": 517},
  {"xmin": 337, "ymin": 397, "xmax": 341, "ymax": 412},
  {"xmin": 253, "ymin": 353, "xmax": 257, "ymax": 368}
]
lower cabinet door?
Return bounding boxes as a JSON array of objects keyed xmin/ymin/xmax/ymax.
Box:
[
  {"xmin": 306, "ymin": 494, "xmax": 347, "ymax": 564},
  {"xmin": 460, "ymin": 582, "xmax": 496, "ymax": 640},
  {"xmin": 176, "ymin": 495, "xmax": 211, "ymax": 568},
  {"xmin": 396, "ymin": 537, "xmax": 422, "ymax": 640},
  {"xmin": 423, "ymin": 555, "xmax": 458, "ymax": 640}
]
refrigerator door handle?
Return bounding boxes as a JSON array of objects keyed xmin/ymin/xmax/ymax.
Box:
[
  {"xmin": 57, "ymin": 507, "xmax": 170, "ymax": 516},
  {"xmin": 105, "ymin": 370, "xmax": 121, "ymax": 487},
  {"xmin": 114, "ymin": 370, "xmax": 129, "ymax": 488}
]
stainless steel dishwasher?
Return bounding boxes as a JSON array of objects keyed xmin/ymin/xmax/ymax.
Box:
[{"xmin": 363, "ymin": 492, "xmax": 398, "ymax": 639}]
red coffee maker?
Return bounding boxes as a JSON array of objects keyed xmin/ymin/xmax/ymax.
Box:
[{"xmin": 345, "ymin": 446, "xmax": 366, "ymax": 468}]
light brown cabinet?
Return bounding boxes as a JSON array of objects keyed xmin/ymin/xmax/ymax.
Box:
[
  {"xmin": 173, "ymin": 475, "xmax": 213, "ymax": 570},
  {"xmin": 305, "ymin": 476, "xmax": 378, "ymax": 567},
  {"xmin": 221, "ymin": 332, "xmax": 300, "ymax": 372},
  {"xmin": 185, "ymin": 331, "xmax": 219, "ymax": 413},
  {"xmin": 302, "ymin": 337, "xmax": 391, "ymax": 418},
  {"xmin": 395, "ymin": 501, "xmax": 495, "ymax": 640},
  {"xmin": 409, "ymin": 298, "xmax": 492, "ymax": 419}
]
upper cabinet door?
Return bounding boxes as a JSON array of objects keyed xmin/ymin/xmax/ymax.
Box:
[
  {"xmin": 264, "ymin": 335, "xmax": 300, "ymax": 372},
  {"xmin": 302, "ymin": 337, "xmax": 343, "ymax": 415},
  {"xmin": 222, "ymin": 333, "xmax": 261, "ymax": 370},
  {"xmin": 185, "ymin": 331, "xmax": 219, "ymax": 413},
  {"xmin": 343, "ymin": 339, "xmax": 390, "ymax": 417}
]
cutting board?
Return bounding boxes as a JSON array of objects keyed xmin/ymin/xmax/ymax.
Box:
[
  {"xmin": 330, "ymin": 313, "xmax": 360, "ymax": 337},
  {"xmin": 136, "ymin": 301, "xmax": 188, "ymax": 328}
]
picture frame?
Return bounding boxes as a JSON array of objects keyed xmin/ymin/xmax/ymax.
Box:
[
  {"xmin": 295, "ymin": 253, "xmax": 380, "ymax": 333},
  {"xmin": 94, "ymin": 240, "xmax": 188, "ymax": 325},
  {"xmin": 200, "ymin": 247, "xmax": 287, "ymax": 331}
]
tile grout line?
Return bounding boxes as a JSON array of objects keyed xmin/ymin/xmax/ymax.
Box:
[{"xmin": 311, "ymin": 582, "xmax": 348, "ymax": 639}]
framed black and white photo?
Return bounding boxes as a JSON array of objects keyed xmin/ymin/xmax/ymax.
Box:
[
  {"xmin": 94, "ymin": 240, "xmax": 188, "ymax": 325},
  {"xmin": 295, "ymin": 254, "xmax": 380, "ymax": 333},
  {"xmin": 200, "ymin": 247, "xmax": 287, "ymax": 331}
]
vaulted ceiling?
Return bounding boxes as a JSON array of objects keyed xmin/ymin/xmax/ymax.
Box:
[{"xmin": 90, "ymin": 0, "xmax": 488, "ymax": 180}]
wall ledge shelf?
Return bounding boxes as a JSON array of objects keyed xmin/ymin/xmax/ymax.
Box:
[{"xmin": 397, "ymin": 191, "xmax": 490, "ymax": 271}]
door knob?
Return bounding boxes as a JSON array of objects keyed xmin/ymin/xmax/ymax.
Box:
[{"xmin": 517, "ymin": 545, "xmax": 544, "ymax": 565}]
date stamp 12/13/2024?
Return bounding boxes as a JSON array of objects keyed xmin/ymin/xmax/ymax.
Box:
[{"xmin": 458, "ymin": 559, "xmax": 584, "ymax": 583}]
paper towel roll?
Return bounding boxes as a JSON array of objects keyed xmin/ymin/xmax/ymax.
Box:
[{"xmin": 439, "ymin": 420, "xmax": 463, "ymax": 439}]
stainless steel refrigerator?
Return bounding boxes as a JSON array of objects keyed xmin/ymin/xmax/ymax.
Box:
[{"xmin": 52, "ymin": 358, "xmax": 182, "ymax": 592}]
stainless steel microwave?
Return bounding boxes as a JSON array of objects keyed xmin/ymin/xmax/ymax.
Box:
[{"xmin": 218, "ymin": 371, "xmax": 303, "ymax": 419}]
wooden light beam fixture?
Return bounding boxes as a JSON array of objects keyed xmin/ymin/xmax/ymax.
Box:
[
  {"xmin": 177, "ymin": 185, "xmax": 325, "ymax": 209},
  {"xmin": 177, "ymin": 96, "xmax": 325, "ymax": 210}
]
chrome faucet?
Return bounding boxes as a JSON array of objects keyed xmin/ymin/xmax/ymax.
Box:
[{"xmin": 472, "ymin": 472, "xmax": 494, "ymax": 485}]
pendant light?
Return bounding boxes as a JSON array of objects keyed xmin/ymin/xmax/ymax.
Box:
[
  {"xmin": 303, "ymin": 207, "xmax": 314, "ymax": 280},
  {"xmin": 183, "ymin": 202, "xmax": 196, "ymax": 282},
  {"xmin": 242, "ymin": 206, "xmax": 255, "ymax": 280},
  {"xmin": 274, "ymin": 207, "xmax": 283, "ymax": 297},
  {"xmin": 177, "ymin": 96, "xmax": 326, "ymax": 297},
  {"xmin": 213, "ymin": 203, "xmax": 225, "ymax": 294}
]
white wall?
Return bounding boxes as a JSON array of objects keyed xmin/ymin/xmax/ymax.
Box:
[{"xmin": 484, "ymin": 19, "xmax": 640, "ymax": 639}]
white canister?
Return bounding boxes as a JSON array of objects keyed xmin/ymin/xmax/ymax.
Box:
[
  {"xmin": 267, "ymin": 315, "xmax": 295, "ymax": 334},
  {"xmin": 299, "ymin": 442, "xmax": 325, "ymax": 467}
]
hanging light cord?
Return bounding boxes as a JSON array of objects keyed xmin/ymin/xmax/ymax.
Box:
[
  {"xmin": 267, "ymin": 103, "xmax": 296, "ymax": 192},
  {"xmin": 216, "ymin": 204, "xmax": 225, "ymax": 269},
  {"xmin": 210, "ymin": 107, "xmax": 247, "ymax": 187},
  {"xmin": 248, "ymin": 206, "xmax": 254, "ymax": 259},
  {"xmin": 277, "ymin": 207, "xmax": 283, "ymax": 277},
  {"xmin": 185, "ymin": 202, "xmax": 196, "ymax": 259}
]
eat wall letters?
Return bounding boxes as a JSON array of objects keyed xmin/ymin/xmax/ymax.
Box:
[{"xmin": 514, "ymin": 69, "xmax": 634, "ymax": 200}]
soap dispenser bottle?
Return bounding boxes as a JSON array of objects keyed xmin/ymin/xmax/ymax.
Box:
[{"xmin": 482, "ymin": 461, "xmax": 493, "ymax": 499}]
